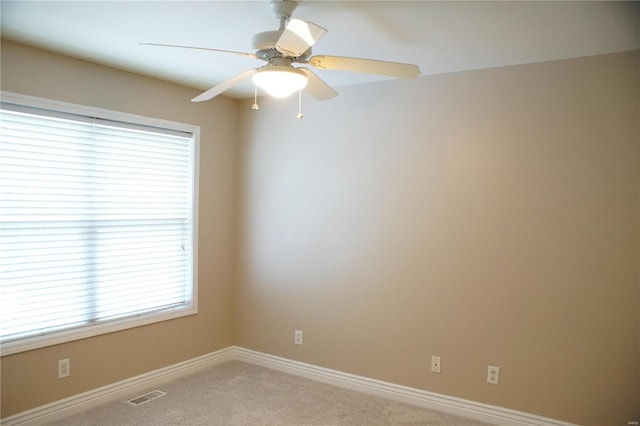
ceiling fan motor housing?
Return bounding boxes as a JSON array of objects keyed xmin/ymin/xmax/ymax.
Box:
[
  {"xmin": 252, "ymin": 30, "xmax": 310, "ymax": 61},
  {"xmin": 270, "ymin": 0, "xmax": 297, "ymax": 19},
  {"xmin": 252, "ymin": 31, "xmax": 281, "ymax": 56}
]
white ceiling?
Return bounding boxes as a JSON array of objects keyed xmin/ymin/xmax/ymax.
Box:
[{"xmin": 2, "ymin": 1, "xmax": 639, "ymax": 100}]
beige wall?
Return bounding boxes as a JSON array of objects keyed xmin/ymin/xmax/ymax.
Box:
[
  {"xmin": 235, "ymin": 50, "xmax": 640, "ymax": 425},
  {"xmin": 0, "ymin": 40, "xmax": 240, "ymax": 417}
]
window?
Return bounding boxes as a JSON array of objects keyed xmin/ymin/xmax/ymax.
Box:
[{"xmin": 0, "ymin": 92, "xmax": 199, "ymax": 355}]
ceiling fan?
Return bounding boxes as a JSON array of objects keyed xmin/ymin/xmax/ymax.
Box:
[{"xmin": 142, "ymin": 0, "xmax": 421, "ymax": 103}]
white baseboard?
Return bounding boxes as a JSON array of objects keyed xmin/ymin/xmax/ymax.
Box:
[
  {"xmin": 232, "ymin": 346, "xmax": 576, "ymax": 426},
  {"xmin": 1, "ymin": 347, "xmax": 235, "ymax": 426},
  {"xmin": 2, "ymin": 346, "xmax": 574, "ymax": 426}
]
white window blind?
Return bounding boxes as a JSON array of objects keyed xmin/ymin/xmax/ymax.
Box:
[{"xmin": 0, "ymin": 96, "xmax": 198, "ymax": 355}]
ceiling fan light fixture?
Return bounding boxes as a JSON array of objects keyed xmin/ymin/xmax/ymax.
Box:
[{"xmin": 252, "ymin": 66, "xmax": 308, "ymax": 98}]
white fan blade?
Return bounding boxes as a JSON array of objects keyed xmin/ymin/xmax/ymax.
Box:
[
  {"xmin": 308, "ymin": 55, "xmax": 420, "ymax": 79},
  {"xmin": 191, "ymin": 69, "xmax": 257, "ymax": 102},
  {"xmin": 140, "ymin": 43, "xmax": 256, "ymax": 59},
  {"xmin": 276, "ymin": 19, "xmax": 327, "ymax": 57},
  {"xmin": 299, "ymin": 68, "xmax": 337, "ymax": 100}
]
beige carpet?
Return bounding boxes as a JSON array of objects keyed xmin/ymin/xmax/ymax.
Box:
[{"xmin": 49, "ymin": 361, "xmax": 495, "ymax": 425}]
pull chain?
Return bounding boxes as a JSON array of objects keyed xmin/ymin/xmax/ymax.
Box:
[
  {"xmin": 252, "ymin": 84, "xmax": 259, "ymax": 110},
  {"xmin": 296, "ymin": 89, "xmax": 303, "ymax": 119}
]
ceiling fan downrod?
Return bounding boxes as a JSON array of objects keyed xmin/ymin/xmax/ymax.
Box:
[{"xmin": 270, "ymin": 0, "xmax": 298, "ymax": 30}]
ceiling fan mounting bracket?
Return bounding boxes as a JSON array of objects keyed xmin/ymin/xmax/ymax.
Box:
[{"xmin": 270, "ymin": 0, "xmax": 298, "ymax": 20}]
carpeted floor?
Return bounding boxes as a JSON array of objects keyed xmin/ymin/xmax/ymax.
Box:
[{"xmin": 49, "ymin": 361, "xmax": 495, "ymax": 425}]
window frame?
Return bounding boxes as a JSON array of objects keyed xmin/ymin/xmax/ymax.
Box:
[{"xmin": 0, "ymin": 91, "xmax": 200, "ymax": 356}]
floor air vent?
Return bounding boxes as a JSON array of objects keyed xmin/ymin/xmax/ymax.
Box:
[{"xmin": 127, "ymin": 390, "xmax": 166, "ymax": 406}]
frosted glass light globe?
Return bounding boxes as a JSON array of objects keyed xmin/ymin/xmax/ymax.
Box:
[{"xmin": 252, "ymin": 67, "xmax": 308, "ymax": 99}]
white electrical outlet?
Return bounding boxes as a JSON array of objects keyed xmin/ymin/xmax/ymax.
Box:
[
  {"xmin": 294, "ymin": 330, "xmax": 303, "ymax": 345},
  {"xmin": 58, "ymin": 358, "xmax": 70, "ymax": 379},
  {"xmin": 487, "ymin": 365, "xmax": 499, "ymax": 384},
  {"xmin": 430, "ymin": 356, "xmax": 441, "ymax": 373}
]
